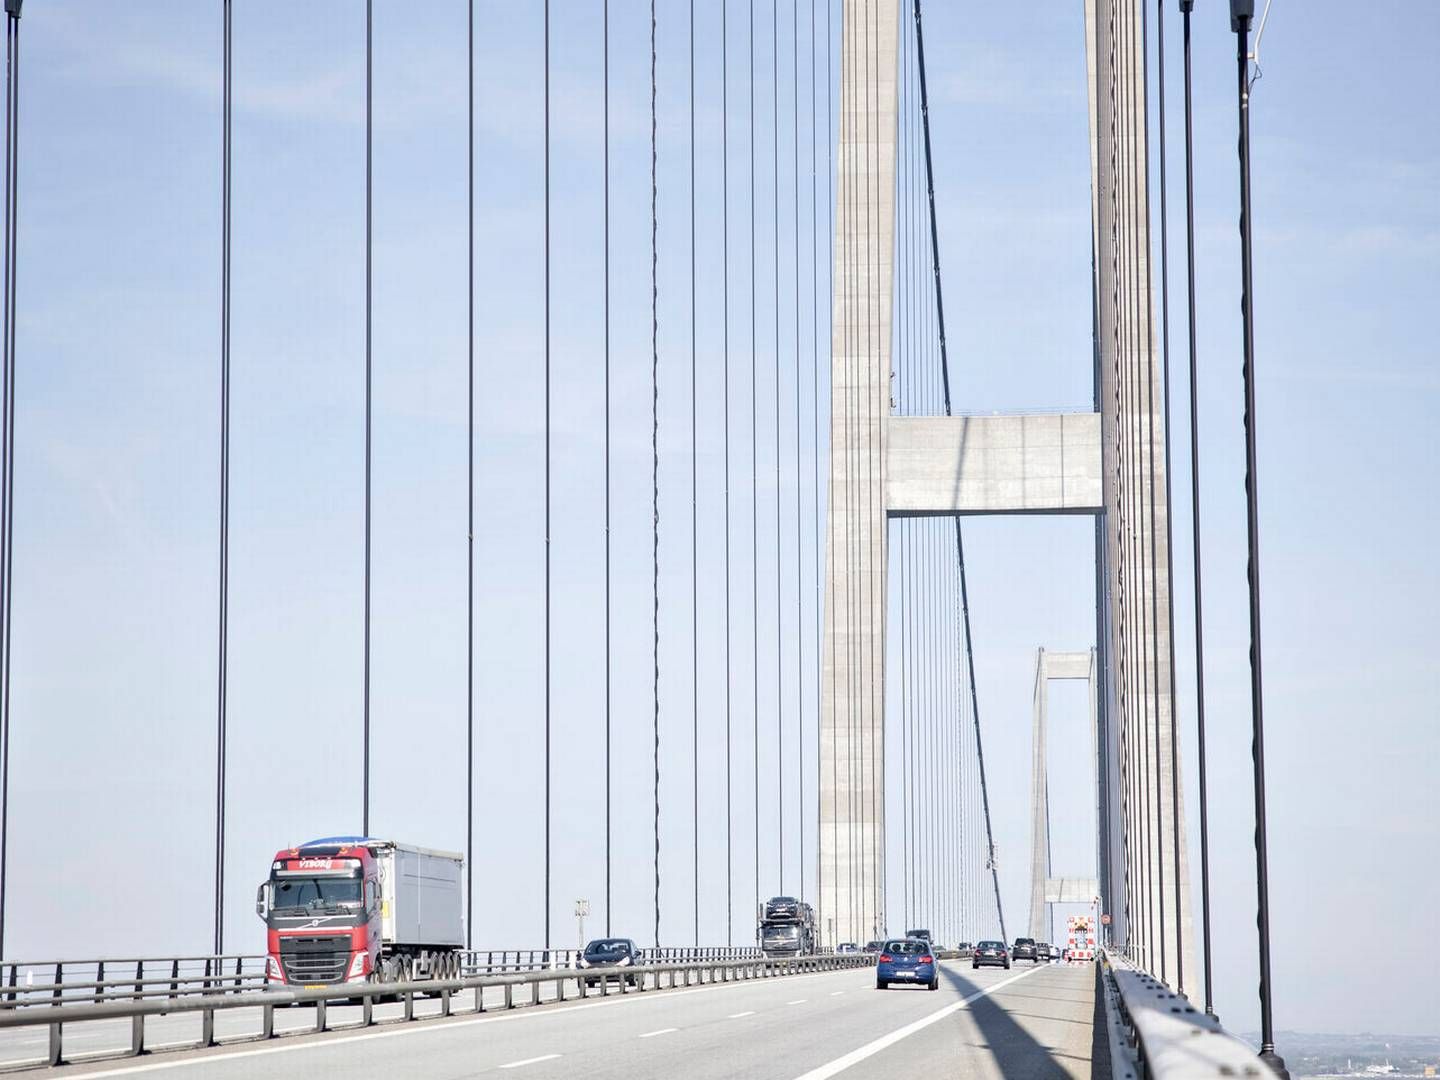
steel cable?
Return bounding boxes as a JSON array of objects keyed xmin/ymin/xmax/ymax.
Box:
[
  {"xmin": 0, "ymin": 2, "xmax": 16, "ymax": 962},
  {"xmin": 912, "ymin": 0, "xmax": 1006, "ymax": 941},
  {"xmin": 214, "ymin": 0, "xmax": 232, "ymax": 957},
  {"xmin": 362, "ymin": 0, "xmax": 373, "ymax": 839},
  {"xmin": 722, "ymin": 0, "xmax": 733, "ymax": 947},
  {"xmin": 603, "ymin": 0, "xmax": 614, "ymax": 941},
  {"xmin": 543, "ymin": 0, "xmax": 552, "ymax": 951},
  {"xmin": 650, "ymin": 0, "xmax": 661, "ymax": 952},
  {"xmin": 465, "ymin": 0, "xmax": 476, "ymax": 953},
  {"xmin": 689, "ymin": 0, "xmax": 699, "ymax": 949},
  {"xmin": 1178, "ymin": 0, "xmax": 1215, "ymax": 1016}
]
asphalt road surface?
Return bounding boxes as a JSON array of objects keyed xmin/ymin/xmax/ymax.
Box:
[{"xmin": 32, "ymin": 960, "xmax": 1106, "ymax": 1079}]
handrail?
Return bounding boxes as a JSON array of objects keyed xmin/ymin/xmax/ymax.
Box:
[
  {"xmin": 0, "ymin": 952, "xmax": 874, "ymax": 1068},
  {"xmin": 1101, "ymin": 952, "xmax": 1278, "ymax": 1078}
]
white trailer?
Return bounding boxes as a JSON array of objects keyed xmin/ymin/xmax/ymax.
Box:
[{"xmin": 370, "ymin": 841, "xmax": 465, "ymax": 978}]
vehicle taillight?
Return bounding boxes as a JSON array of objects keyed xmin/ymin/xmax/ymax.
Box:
[
  {"xmin": 878, "ymin": 954, "xmax": 893, "ymax": 963},
  {"xmin": 920, "ymin": 955, "xmax": 934, "ymax": 964}
]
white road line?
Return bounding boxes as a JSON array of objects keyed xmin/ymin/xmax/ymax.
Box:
[
  {"xmin": 637, "ymin": 1028, "xmax": 677, "ymax": 1038},
  {"xmin": 788, "ymin": 966, "xmax": 1046, "ymax": 1080},
  {"xmin": 727, "ymin": 1011, "xmax": 756, "ymax": 1019},
  {"xmin": 787, "ymin": 999, "xmax": 807, "ymax": 1005},
  {"xmin": 829, "ymin": 991, "xmax": 845, "ymax": 997},
  {"xmin": 498, "ymin": 1053, "xmax": 560, "ymax": 1069},
  {"xmin": 41, "ymin": 967, "xmax": 866, "ymax": 1078}
]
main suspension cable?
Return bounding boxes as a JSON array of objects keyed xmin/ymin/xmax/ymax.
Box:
[{"xmin": 912, "ymin": 0, "xmax": 1006, "ymax": 940}]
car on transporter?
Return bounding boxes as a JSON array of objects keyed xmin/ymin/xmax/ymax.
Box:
[
  {"xmin": 875, "ymin": 939, "xmax": 939, "ymax": 991},
  {"xmin": 972, "ymin": 940, "xmax": 1010, "ymax": 969}
]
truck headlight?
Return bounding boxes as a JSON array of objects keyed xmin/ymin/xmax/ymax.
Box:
[
  {"xmin": 347, "ymin": 952, "xmax": 368, "ymax": 979},
  {"xmin": 266, "ymin": 956, "xmax": 285, "ymax": 983}
]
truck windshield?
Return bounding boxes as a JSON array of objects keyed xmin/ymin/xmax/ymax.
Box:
[
  {"xmin": 762, "ymin": 926, "xmax": 800, "ymax": 940},
  {"xmin": 271, "ymin": 875, "xmax": 362, "ymax": 912}
]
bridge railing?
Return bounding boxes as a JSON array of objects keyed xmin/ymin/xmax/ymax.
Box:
[
  {"xmin": 1101, "ymin": 952, "xmax": 1278, "ymax": 1079},
  {"xmin": 0, "ymin": 951, "xmax": 874, "ymax": 1069},
  {"xmin": 0, "ymin": 946, "xmax": 766, "ymax": 1011}
]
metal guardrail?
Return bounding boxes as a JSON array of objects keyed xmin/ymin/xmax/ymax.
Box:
[
  {"xmin": 0, "ymin": 947, "xmax": 765, "ymax": 1011},
  {"xmin": 0, "ymin": 952, "xmax": 872, "ymax": 1069},
  {"xmin": 1101, "ymin": 953, "xmax": 1278, "ymax": 1079}
]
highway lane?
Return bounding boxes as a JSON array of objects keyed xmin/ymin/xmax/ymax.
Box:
[{"xmin": 39, "ymin": 959, "xmax": 1102, "ymax": 1078}]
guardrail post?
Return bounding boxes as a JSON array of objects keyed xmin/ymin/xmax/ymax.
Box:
[
  {"xmin": 475, "ymin": 984, "xmax": 485, "ymax": 1013},
  {"xmin": 96, "ymin": 960, "xmax": 106, "ymax": 1002},
  {"xmin": 441, "ymin": 985, "xmax": 453, "ymax": 1017},
  {"xmin": 170, "ymin": 959, "xmax": 180, "ymax": 1000},
  {"xmin": 129, "ymin": 960, "xmax": 145, "ymax": 1057},
  {"xmin": 504, "ymin": 982, "xmax": 513, "ymax": 1010},
  {"xmin": 556, "ymin": 976, "xmax": 565, "ymax": 1003},
  {"xmin": 362, "ymin": 991, "xmax": 374, "ymax": 1027},
  {"xmin": 233, "ymin": 956, "xmax": 243, "ymax": 994},
  {"xmin": 403, "ymin": 989, "xmax": 414, "ymax": 1022},
  {"xmin": 315, "ymin": 998, "xmax": 327, "ymax": 1033},
  {"xmin": 202, "ymin": 1005, "xmax": 215, "ymax": 1048},
  {"xmin": 262, "ymin": 1003, "xmax": 274, "ymax": 1039},
  {"xmin": 530, "ymin": 979, "xmax": 540, "ymax": 1006},
  {"xmin": 47, "ymin": 1021, "xmax": 62, "ymax": 1068},
  {"xmin": 599, "ymin": 976, "xmax": 608, "ymax": 997}
]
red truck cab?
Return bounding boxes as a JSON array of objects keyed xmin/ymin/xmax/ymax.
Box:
[{"xmin": 256, "ymin": 840, "xmax": 381, "ymax": 986}]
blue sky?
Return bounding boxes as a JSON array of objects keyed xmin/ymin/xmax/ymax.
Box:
[{"xmin": 0, "ymin": 0, "xmax": 1434, "ymax": 1040}]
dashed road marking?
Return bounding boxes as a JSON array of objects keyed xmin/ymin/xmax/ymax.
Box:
[
  {"xmin": 727, "ymin": 1011, "xmax": 756, "ymax": 1019},
  {"xmin": 499, "ymin": 1054, "xmax": 560, "ymax": 1069},
  {"xmin": 637, "ymin": 1028, "xmax": 677, "ymax": 1039}
]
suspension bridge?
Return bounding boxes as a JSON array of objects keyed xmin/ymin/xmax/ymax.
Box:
[{"xmin": 0, "ymin": 0, "xmax": 1297, "ymax": 1076}]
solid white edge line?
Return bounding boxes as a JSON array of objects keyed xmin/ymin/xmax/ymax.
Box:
[
  {"xmin": 788, "ymin": 965, "xmax": 1048, "ymax": 1080},
  {"xmin": 498, "ymin": 1053, "xmax": 561, "ymax": 1069},
  {"xmin": 637, "ymin": 1028, "xmax": 677, "ymax": 1038},
  {"xmin": 42, "ymin": 966, "xmax": 867, "ymax": 1078}
]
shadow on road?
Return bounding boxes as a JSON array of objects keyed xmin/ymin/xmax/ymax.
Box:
[{"xmin": 939, "ymin": 965, "xmax": 1094, "ymax": 1080}]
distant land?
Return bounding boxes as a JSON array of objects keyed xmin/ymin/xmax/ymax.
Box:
[{"xmin": 1237, "ymin": 1032, "xmax": 1440, "ymax": 1078}]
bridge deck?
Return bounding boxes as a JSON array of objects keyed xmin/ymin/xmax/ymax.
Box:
[{"xmin": 30, "ymin": 961, "xmax": 1106, "ymax": 1078}]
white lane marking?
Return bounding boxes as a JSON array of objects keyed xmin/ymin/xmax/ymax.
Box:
[
  {"xmin": 637, "ymin": 1028, "xmax": 677, "ymax": 1038},
  {"xmin": 787, "ymin": 999, "xmax": 807, "ymax": 1005},
  {"xmin": 43, "ymin": 966, "xmax": 867, "ymax": 1077},
  {"xmin": 829, "ymin": 991, "xmax": 844, "ymax": 997},
  {"xmin": 498, "ymin": 1054, "xmax": 560, "ymax": 1069},
  {"xmin": 727, "ymin": 1011, "xmax": 756, "ymax": 1019},
  {"xmin": 788, "ymin": 965, "xmax": 1046, "ymax": 1080}
]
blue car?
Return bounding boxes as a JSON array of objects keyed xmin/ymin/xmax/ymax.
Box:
[{"xmin": 875, "ymin": 938, "xmax": 938, "ymax": 990}]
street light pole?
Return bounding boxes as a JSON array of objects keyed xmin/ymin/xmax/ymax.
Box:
[{"xmin": 1228, "ymin": 4, "xmax": 1287, "ymax": 1077}]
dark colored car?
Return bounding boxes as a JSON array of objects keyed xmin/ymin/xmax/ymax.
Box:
[
  {"xmin": 956, "ymin": 941, "xmax": 974, "ymax": 958},
  {"xmin": 1012, "ymin": 937, "xmax": 1039, "ymax": 963},
  {"xmin": 905, "ymin": 928, "xmax": 932, "ymax": 943},
  {"xmin": 876, "ymin": 939, "xmax": 938, "ymax": 991},
  {"xmin": 863, "ymin": 941, "xmax": 883, "ymax": 954},
  {"xmin": 1036, "ymin": 941, "xmax": 1053, "ymax": 962},
  {"xmin": 972, "ymin": 940, "xmax": 1009, "ymax": 969},
  {"xmin": 835, "ymin": 942, "xmax": 860, "ymax": 954},
  {"xmin": 576, "ymin": 938, "xmax": 644, "ymax": 987}
]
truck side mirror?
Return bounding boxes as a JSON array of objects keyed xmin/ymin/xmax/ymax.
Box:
[{"xmin": 255, "ymin": 883, "xmax": 268, "ymax": 919}]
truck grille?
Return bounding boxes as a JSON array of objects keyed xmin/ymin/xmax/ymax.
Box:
[{"xmin": 279, "ymin": 936, "xmax": 351, "ymax": 984}]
